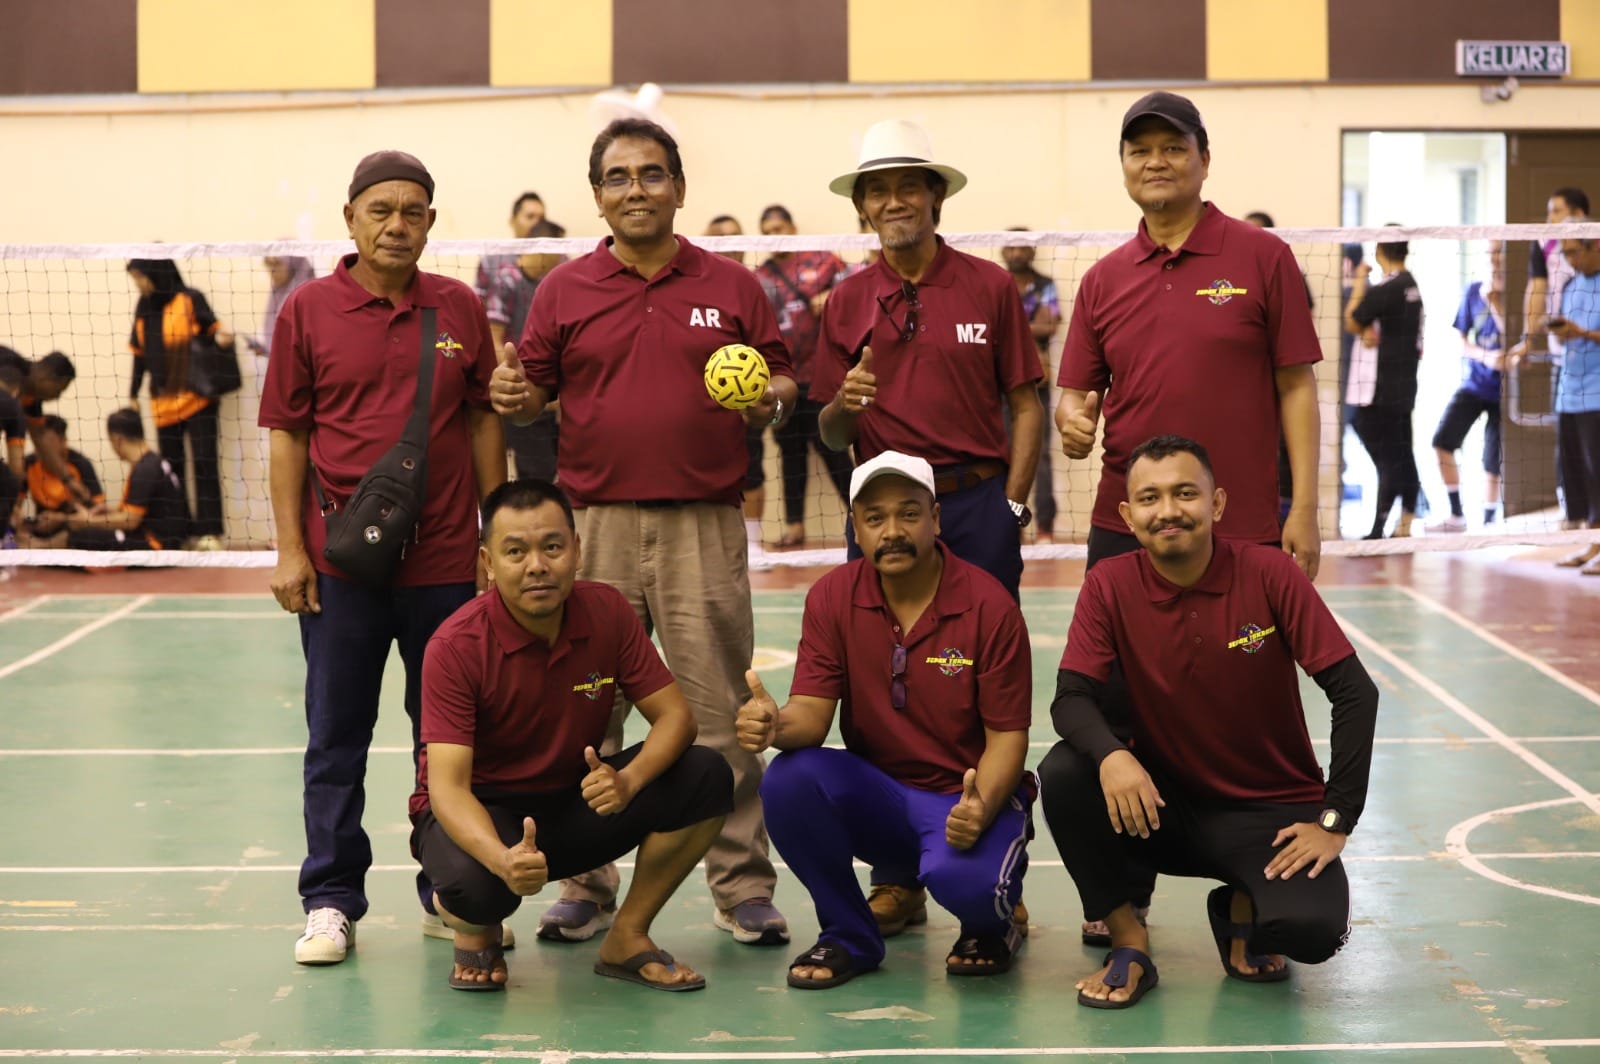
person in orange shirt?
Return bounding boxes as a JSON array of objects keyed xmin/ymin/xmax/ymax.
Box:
[
  {"xmin": 16, "ymin": 415, "xmax": 105, "ymax": 544},
  {"xmin": 127, "ymin": 258, "xmax": 234, "ymax": 549}
]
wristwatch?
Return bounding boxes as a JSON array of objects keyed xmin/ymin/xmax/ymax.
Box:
[
  {"xmin": 1008, "ymin": 499, "xmax": 1032, "ymax": 528},
  {"xmin": 1317, "ymin": 808, "xmax": 1349, "ymax": 834},
  {"xmin": 769, "ymin": 397, "xmax": 785, "ymax": 425}
]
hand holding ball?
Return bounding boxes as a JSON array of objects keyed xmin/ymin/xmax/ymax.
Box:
[{"xmin": 704, "ymin": 344, "xmax": 771, "ymax": 410}]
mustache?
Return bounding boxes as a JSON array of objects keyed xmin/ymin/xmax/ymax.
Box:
[
  {"xmin": 1151, "ymin": 519, "xmax": 1193, "ymax": 534},
  {"xmin": 873, "ymin": 542, "xmax": 917, "ymax": 561}
]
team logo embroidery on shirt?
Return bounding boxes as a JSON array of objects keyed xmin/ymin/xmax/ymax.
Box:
[
  {"xmin": 572, "ymin": 672, "xmax": 616, "ymax": 700},
  {"xmin": 955, "ymin": 323, "xmax": 988, "ymax": 344},
  {"xmin": 1228, "ymin": 623, "xmax": 1277, "ymax": 654},
  {"xmin": 925, "ymin": 648, "xmax": 975, "ymax": 676},
  {"xmin": 1196, "ymin": 280, "xmax": 1249, "ymax": 305},
  {"xmin": 434, "ymin": 333, "xmax": 463, "ymax": 357}
]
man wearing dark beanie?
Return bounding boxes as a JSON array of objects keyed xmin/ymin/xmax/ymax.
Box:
[{"xmin": 260, "ymin": 150, "xmax": 508, "ymax": 967}]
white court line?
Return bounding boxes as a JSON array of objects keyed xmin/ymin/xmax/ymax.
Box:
[
  {"xmin": 1394, "ymin": 584, "xmax": 1600, "ymax": 709},
  {"xmin": 1447, "ymin": 795, "xmax": 1600, "ymax": 908},
  {"xmin": 1330, "ymin": 608, "xmax": 1600, "ymax": 819},
  {"xmin": 0, "ymin": 595, "xmax": 152, "ymax": 682},
  {"xmin": 3, "ymin": 1039, "xmax": 1600, "ymax": 1059},
  {"xmin": 4, "ymin": 852, "xmax": 1593, "ymax": 875},
  {"xmin": 23, "ymin": 611, "xmax": 282, "ymax": 621},
  {"xmin": 0, "ymin": 595, "xmax": 51, "ymax": 623}
]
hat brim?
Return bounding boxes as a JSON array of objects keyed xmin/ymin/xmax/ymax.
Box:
[
  {"xmin": 1119, "ymin": 111, "xmax": 1200, "ymax": 141},
  {"xmin": 829, "ymin": 161, "xmax": 968, "ymax": 199}
]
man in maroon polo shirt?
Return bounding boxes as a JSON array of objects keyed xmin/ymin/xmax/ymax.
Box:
[
  {"xmin": 1038, "ymin": 435, "xmax": 1377, "ymax": 1010},
  {"xmin": 413, "ymin": 479, "xmax": 733, "ymax": 993},
  {"xmin": 814, "ymin": 118, "xmax": 1043, "ymax": 601},
  {"xmin": 811, "ymin": 116, "xmax": 1043, "ymax": 939},
  {"xmin": 490, "ymin": 118, "xmax": 798, "ymax": 947},
  {"xmin": 737, "ymin": 450, "xmax": 1032, "ymax": 989},
  {"xmin": 261, "ymin": 150, "xmax": 508, "ymax": 966},
  {"xmin": 1054, "ymin": 91, "xmax": 1325, "ymax": 945}
]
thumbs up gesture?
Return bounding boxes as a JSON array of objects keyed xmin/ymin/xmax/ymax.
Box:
[
  {"xmin": 501, "ymin": 816, "xmax": 549, "ymax": 895},
  {"xmin": 840, "ymin": 345, "xmax": 877, "ymax": 414},
  {"xmin": 944, "ymin": 768, "xmax": 987, "ymax": 851},
  {"xmin": 736, "ymin": 669, "xmax": 779, "ymax": 753},
  {"xmin": 580, "ymin": 746, "xmax": 633, "ymax": 816},
  {"xmin": 490, "ymin": 341, "xmax": 530, "ymax": 417},
  {"xmin": 1059, "ymin": 389, "xmax": 1102, "ymax": 460}
]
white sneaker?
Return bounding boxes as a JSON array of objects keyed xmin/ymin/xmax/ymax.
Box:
[
  {"xmin": 1426, "ymin": 515, "xmax": 1467, "ymax": 533},
  {"xmin": 422, "ymin": 911, "xmax": 515, "ymax": 948},
  {"xmin": 295, "ymin": 908, "xmax": 354, "ymax": 965}
]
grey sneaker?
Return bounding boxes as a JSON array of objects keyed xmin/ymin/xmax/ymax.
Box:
[
  {"xmin": 714, "ymin": 897, "xmax": 790, "ymax": 945},
  {"xmin": 536, "ymin": 898, "xmax": 616, "ymax": 942},
  {"xmin": 295, "ymin": 907, "xmax": 354, "ymax": 965},
  {"xmin": 422, "ymin": 911, "xmax": 515, "ymax": 949}
]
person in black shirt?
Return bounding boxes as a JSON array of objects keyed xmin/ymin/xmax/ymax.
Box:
[
  {"xmin": 1344, "ymin": 234, "xmax": 1424, "ymax": 539},
  {"xmin": 1, "ymin": 348, "xmax": 86, "ymax": 509},
  {"xmin": 16, "ymin": 415, "xmax": 104, "ymax": 546},
  {"xmin": 62, "ymin": 407, "xmax": 190, "ymax": 551},
  {"xmin": 0, "ymin": 357, "xmax": 25, "ymax": 534}
]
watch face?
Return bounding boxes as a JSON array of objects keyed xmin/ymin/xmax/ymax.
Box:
[{"xmin": 1319, "ymin": 809, "xmax": 1342, "ymax": 832}]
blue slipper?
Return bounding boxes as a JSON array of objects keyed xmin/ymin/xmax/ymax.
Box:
[
  {"xmin": 1077, "ymin": 945, "xmax": 1158, "ymax": 1009},
  {"xmin": 1206, "ymin": 885, "xmax": 1290, "ymax": 983}
]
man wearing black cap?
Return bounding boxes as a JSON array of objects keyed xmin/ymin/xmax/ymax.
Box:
[
  {"xmin": 1052, "ymin": 92, "xmax": 1324, "ymax": 944},
  {"xmin": 261, "ymin": 149, "xmax": 508, "ymax": 966}
]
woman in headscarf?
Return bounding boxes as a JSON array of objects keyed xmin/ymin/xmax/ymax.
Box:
[
  {"xmin": 249, "ymin": 254, "xmax": 316, "ymax": 362},
  {"xmin": 127, "ymin": 258, "xmax": 232, "ymax": 549}
]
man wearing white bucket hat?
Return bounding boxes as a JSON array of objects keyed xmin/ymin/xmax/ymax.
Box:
[{"xmin": 811, "ymin": 117, "xmax": 1044, "ymax": 941}]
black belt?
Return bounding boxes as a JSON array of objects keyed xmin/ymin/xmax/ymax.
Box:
[
  {"xmin": 932, "ymin": 460, "xmax": 1006, "ymax": 496},
  {"xmin": 634, "ymin": 499, "xmax": 696, "ymax": 510}
]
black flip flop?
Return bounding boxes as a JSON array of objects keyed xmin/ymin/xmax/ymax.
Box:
[
  {"xmin": 593, "ymin": 948, "xmax": 706, "ymax": 992},
  {"xmin": 1077, "ymin": 945, "xmax": 1159, "ymax": 1009},
  {"xmin": 786, "ymin": 941, "xmax": 861, "ymax": 990},
  {"xmin": 1206, "ymin": 885, "xmax": 1290, "ymax": 983},
  {"xmin": 448, "ymin": 944, "xmax": 506, "ymax": 992},
  {"xmin": 945, "ymin": 925, "xmax": 1022, "ymax": 976}
]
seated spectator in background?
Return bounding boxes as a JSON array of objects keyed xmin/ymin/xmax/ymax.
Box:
[
  {"xmin": 489, "ymin": 218, "xmax": 567, "ymax": 483},
  {"xmin": 1428, "ymin": 242, "xmax": 1505, "ymax": 532},
  {"xmin": 42, "ymin": 408, "xmax": 190, "ymax": 551},
  {"xmin": 737, "ymin": 451, "xmax": 1033, "ymax": 989},
  {"xmin": 127, "ymin": 258, "xmax": 233, "ymax": 549},
  {"xmin": 1037, "ymin": 435, "xmax": 1377, "ymax": 1010},
  {"xmin": 16, "ymin": 415, "xmax": 104, "ymax": 544},
  {"xmin": 2, "ymin": 348, "xmax": 88, "ymax": 510},
  {"xmin": 755, "ymin": 204, "xmax": 853, "ymax": 548},
  {"xmin": 412, "ymin": 479, "xmax": 732, "ymax": 993}
]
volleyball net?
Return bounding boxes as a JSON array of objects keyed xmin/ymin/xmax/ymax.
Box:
[{"xmin": 2, "ymin": 222, "xmax": 1597, "ymax": 571}]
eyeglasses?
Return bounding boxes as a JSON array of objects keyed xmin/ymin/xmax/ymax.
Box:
[
  {"xmin": 597, "ymin": 170, "xmax": 673, "ymax": 192},
  {"xmin": 890, "ymin": 643, "xmax": 908, "ymax": 711},
  {"xmin": 876, "ymin": 280, "xmax": 920, "ymax": 343}
]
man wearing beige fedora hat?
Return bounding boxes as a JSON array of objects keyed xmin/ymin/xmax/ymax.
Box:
[{"xmin": 811, "ymin": 117, "xmax": 1044, "ymax": 941}]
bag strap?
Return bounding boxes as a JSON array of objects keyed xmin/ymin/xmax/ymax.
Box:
[{"xmin": 309, "ymin": 306, "xmax": 437, "ymax": 515}]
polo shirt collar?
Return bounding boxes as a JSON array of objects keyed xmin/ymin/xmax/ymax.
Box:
[
  {"xmin": 868, "ymin": 236, "xmax": 956, "ymax": 290},
  {"xmin": 332, "ymin": 253, "xmax": 436, "ymax": 313},
  {"xmin": 581, "ymin": 235, "xmax": 709, "ymax": 283},
  {"xmin": 1138, "ymin": 535, "xmax": 1237, "ymax": 602},
  {"xmin": 850, "ymin": 541, "xmax": 973, "ymax": 622},
  {"xmin": 1133, "ymin": 201, "xmax": 1225, "ymax": 264},
  {"xmin": 486, "ymin": 582, "xmax": 593, "ymax": 658}
]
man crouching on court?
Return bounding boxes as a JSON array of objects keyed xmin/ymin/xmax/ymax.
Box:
[
  {"xmin": 409, "ymin": 478, "xmax": 733, "ymax": 992},
  {"xmin": 737, "ymin": 451, "xmax": 1033, "ymax": 989}
]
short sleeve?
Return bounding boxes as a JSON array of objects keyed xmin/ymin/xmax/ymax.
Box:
[
  {"xmin": 1529, "ymin": 241, "xmax": 1549, "ymax": 281},
  {"xmin": 1452, "ymin": 284, "xmax": 1477, "ymax": 335},
  {"xmin": 1350, "ymin": 278, "xmax": 1393, "ymax": 329},
  {"xmin": 1057, "ymin": 271, "xmax": 1111, "ymax": 392},
  {"xmin": 1264, "ymin": 241, "xmax": 1322, "ymax": 368},
  {"xmin": 258, "ymin": 288, "xmax": 316, "ymax": 431},
  {"xmin": 1058, "ymin": 568, "xmax": 1118, "ymax": 682},
  {"xmin": 1260, "ymin": 550, "xmax": 1355, "ymax": 675},
  {"xmin": 811, "ymin": 288, "xmax": 870, "ymax": 405},
  {"xmin": 735, "ymin": 268, "xmax": 794, "ymax": 381},
  {"xmin": 122, "ymin": 457, "xmax": 157, "ymax": 520},
  {"xmin": 458, "ymin": 291, "xmax": 497, "ymax": 410},
  {"xmin": 518, "ymin": 273, "xmax": 564, "ymax": 395},
  {"xmin": 976, "ymin": 602, "xmax": 1032, "ymax": 732},
  {"xmin": 789, "ymin": 577, "xmax": 847, "ymax": 700},
  {"xmin": 993, "ymin": 274, "xmax": 1044, "ymax": 393},
  {"xmin": 420, "ymin": 637, "xmax": 481, "ymax": 747}
]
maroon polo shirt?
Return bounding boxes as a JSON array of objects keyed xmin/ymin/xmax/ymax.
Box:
[
  {"xmin": 517, "ymin": 237, "xmax": 792, "ymax": 506},
  {"xmin": 1060, "ymin": 537, "xmax": 1353, "ymax": 804},
  {"xmin": 1059, "ymin": 205, "xmax": 1321, "ymax": 544},
  {"xmin": 411, "ymin": 580, "xmax": 676, "ymax": 814},
  {"xmin": 259, "ymin": 255, "xmax": 497, "ymax": 586},
  {"xmin": 789, "ymin": 544, "xmax": 1031, "ymax": 793},
  {"xmin": 812, "ymin": 239, "xmax": 1042, "ymax": 467}
]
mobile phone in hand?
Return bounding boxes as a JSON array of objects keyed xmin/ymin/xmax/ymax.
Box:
[{"xmin": 1548, "ymin": 317, "xmax": 1569, "ymax": 329}]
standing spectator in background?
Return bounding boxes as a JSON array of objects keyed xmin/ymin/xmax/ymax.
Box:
[
  {"xmin": 485, "ymin": 218, "xmax": 567, "ymax": 482},
  {"xmin": 756, "ymin": 204, "xmax": 853, "ymax": 548},
  {"xmin": 127, "ymin": 258, "xmax": 232, "ymax": 550},
  {"xmin": 1547, "ymin": 239, "xmax": 1600, "ymax": 573},
  {"xmin": 1428, "ymin": 242, "xmax": 1505, "ymax": 532},
  {"xmin": 261, "ymin": 150, "xmax": 507, "ymax": 967},
  {"xmin": 1001, "ymin": 229, "xmax": 1063, "ymax": 543},
  {"xmin": 475, "ymin": 192, "xmax": 546, "ymax": 303},
  {"xmin": 1508, "ymin": 188, "xmax": 1588, "ymax": 369},
  {"xmin": 704, "ymin": 215, "xmax": 773, "ymax": 566},
  {"xmin": 248, "ymin": 255, "xmax": 317, "ymax": 364},
  {"xmin": 1344, "ymin": 234, "xmax": 1424, "ymax": 540},
  {"xmin": 493, "ymin": 119, "xmax": 797, "ymax": 947}
]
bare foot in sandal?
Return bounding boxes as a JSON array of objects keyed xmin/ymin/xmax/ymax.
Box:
[
  {"xmin": 452, "ymin": 925, "xmax": 508, "ymax": 987},
  {"xmin": 596, "ymin": 928, "xmax": 703, "ymax": 989}
]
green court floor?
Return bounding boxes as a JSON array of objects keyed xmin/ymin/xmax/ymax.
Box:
[{"xmin": 1, "ymin": 586, "xmax": 1597, "ymax": 1062}]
